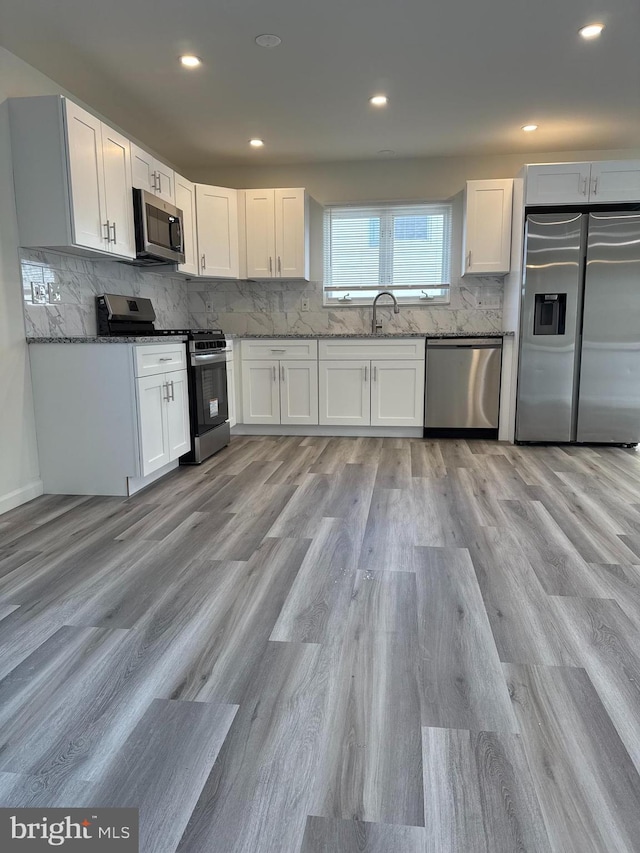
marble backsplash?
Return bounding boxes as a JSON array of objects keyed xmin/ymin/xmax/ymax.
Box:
[
  {"xmin": 20, "ymin": 249, "xmax": 189, "ymax": 337},
  {"xmin": 187, "ymin": 277, "xmax": 505, "ymax": 336}
]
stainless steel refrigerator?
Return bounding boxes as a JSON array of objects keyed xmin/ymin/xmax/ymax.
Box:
[{"xmin": 516, "ymin": 210, "xmax": 640, "ymax": 444}]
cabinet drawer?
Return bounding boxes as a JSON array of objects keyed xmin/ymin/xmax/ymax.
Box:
[
  {"xmin": 241, "ymin": 339, "xmax": 318, "ymax": 361},
  {"xmin": 134, "ymin": 343, "xmax": 186, "ymax": 377},
  {"xmin": 319, "ymin": 338, "xmax": 425, "ymax": 361}
]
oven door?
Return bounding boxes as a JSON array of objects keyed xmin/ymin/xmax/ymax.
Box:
[{"xmin": 190, "ymin": 351, "xmax": 229, "ymax": 434}]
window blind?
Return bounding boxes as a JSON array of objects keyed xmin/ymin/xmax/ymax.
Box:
[{"xmin": 323, "ymin": 202, "xmax": 452, "ymax": 303}]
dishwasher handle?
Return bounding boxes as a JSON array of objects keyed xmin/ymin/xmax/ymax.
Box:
[{"xmin": 428, "ymin": 337, "xmax": 503, "ymax": 349}]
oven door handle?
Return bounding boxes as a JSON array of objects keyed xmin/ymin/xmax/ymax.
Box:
[{"xmin": 191, "ymin": 352, "xmax": 227, "ymax": 365}]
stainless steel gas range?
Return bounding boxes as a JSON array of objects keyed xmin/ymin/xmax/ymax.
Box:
[{"xmin": 96, "ymin": 293, "xmax": 230, "ymax": 463}]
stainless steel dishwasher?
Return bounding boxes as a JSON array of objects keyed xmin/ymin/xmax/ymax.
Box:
[{"xmin": 424, "ymin": 337, "xmax": 502, "ymax": 438}]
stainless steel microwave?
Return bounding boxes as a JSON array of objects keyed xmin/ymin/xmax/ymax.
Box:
[{"xmin": 132, "ymin": 188, "xmax": 185, "ymax": 264}]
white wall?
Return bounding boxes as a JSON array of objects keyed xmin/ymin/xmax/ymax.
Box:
[
  {"xmin": 192, "ymin": 146, "xmax": 640, "ymax": 205},
  {"xmin": 0, "ymin": 49, "xmax": 74, "ymax": 513}
]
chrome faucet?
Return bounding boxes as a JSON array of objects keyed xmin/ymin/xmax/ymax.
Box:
[{"xmin": 371, "ymin": 291, "xmax": 400, "ymax": 334}]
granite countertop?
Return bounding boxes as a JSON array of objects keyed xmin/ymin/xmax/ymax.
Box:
[
  {"xmin": 27, "ymin": 336, "xmax": 189, "ymax": 344},
  {"xmin": 233, "ymin": 332, "xmax": 514, "ymax": 339}
]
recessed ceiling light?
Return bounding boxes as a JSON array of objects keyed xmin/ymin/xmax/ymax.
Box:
[
  {"xmin": 521, "ymin": 124, "xmax": 538, "ymax": 132},
  {"xmin": 180, "ymin": 55, "xmax": 202, "ymax": 68},
  {"xmin": 255, "ymin": 34, "xmax": 282, "ymax": 48},
  {"xmin": 579, "ymin": 23, "xmax": 605, "ymax": 39},
  {"xmin": 249, "ymin": 138, "xmax": 264, "ymax": 148},
  {"xmin": 378, "ymin": 149, "xmax": 396, "ymax": 156},
  {"xmin": 369, "ymin": 95, "xmax": 388, "ymax": 107}
]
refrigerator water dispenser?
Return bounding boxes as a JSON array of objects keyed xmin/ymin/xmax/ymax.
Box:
[{"xmin": 534, "ymin": 293, "xmax": 566, "ymax": 335}]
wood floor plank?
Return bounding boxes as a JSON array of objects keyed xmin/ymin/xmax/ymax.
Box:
[
  {"xmin": 312, "ymin": 570, "xmax": 424, "ymax": 827},
  {"xmin": 358, "ymin": 488, "xmax": 418, "ymax": 571},
  {"xmin": 374, "ymin": 444, "xmax": 412, "ymax": 490},
  {"xmin": 169, "ymin": 537, "xmax": 311, "ymax": 703},
  {"xmin": 299, "ymin": 816, "xmax": 425, "ymax": 853},
  {"xmin": 466, "ymin": 526, "xmax": 578, "ymax": 666},
  {"xmin": 504, "ymin": 663, "xmax": 640, "ymax": 853},
  {"xmin": 411, "ymin": 478, "xmax": 468, "ymax": 548},
  {"xmin": 270, "ymin": 518, "xmax": 359, "ymax": 643},
  {"xmin": 176, "ymin": 641, "xmax": 326, "ymax": 853},
  {"xmin": 409, "ymin": 440, "xmax": 446, "ymax": 479},
  {"xmin": 499, "ymin": 499, "xmax": 604, "ymax": 597},
  {"xmin": 422, "ymin": 727, "xmax": 552, "ymax": 853},
  {"xmin": 414, "ymin": 546, "xmax": 518, "ymax": 732},
  {"xmin": 90, "ymin": 698, "xmax": 238, "ymax": 853}
]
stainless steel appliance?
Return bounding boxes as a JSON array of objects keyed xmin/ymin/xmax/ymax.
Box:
[
  {"xmin": 132, "ymin": 188, "xmax": 185, "ymax": 265},
  {"xmin": 424, "ymin": 337, "xmax": 502, "ymax": 437},
  {"xmin": 96, "ymin": 294, "xmax": 230, "ymax": 462},
  {"xmin": 516, "ymin": 211, "xmax": 640, "ymax": 444}
]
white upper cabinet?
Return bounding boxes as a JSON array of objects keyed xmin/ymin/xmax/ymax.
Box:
[
  {"xmin": 462, "ymin": 179, "xmax": 513, "ymax": 275},
  {"xmin": 174, "ymin": 173, "xmax": 198, "ymax": 276},
  {"xmin": 131, "ymin": 143, "xmax": 175, "ymax": 204},
  {"xmin": 244, "ymin": 188, "xmax": 310, "ymax": 280},
  {"xmin": 525, "ymin": 163, "xmax": 592, "ymax": 205},
  {"xmin": 524, "ymin": 161, "xmax": 640, "ymax": 205},
  {"xmin": 9, "ymin": 96, "xmax": 135, "ymax": 259},
  {"xmin": 195, "ymin": 185, "xmax": 239, "ymax": 278},
  {"xmin": 64, "ymin": 100, "xmax": 107, "ymax": 252},
  {"xmin": 589, "ymin": 161, "xmax": 640, "ymax": 203},
  {"xmin": 101, "ymin": 124, "xmax": 136, "ymax": 258}
]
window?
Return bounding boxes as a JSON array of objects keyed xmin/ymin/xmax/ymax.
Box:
[{"xmin": 323, "ymin": 201, "xmax": 452, "ymax": 305}]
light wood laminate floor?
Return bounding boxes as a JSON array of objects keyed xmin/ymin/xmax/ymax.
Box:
[{"xmin": 2, "ymin": 436, "xmax": 640, "ymax": 852}]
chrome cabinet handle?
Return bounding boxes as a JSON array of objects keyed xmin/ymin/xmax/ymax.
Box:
[
  {"xmin": 364, "ymin": 365, "xmax": 368, "ymax": 382},
  {"xmin": 269, "ymin": 257, "xmax": 273, "ymax": 275},
  {"xmin": 103, "ymin": 220, "xmax": 110, "ymax": 241},
  {"xmin": 281, "ymin": 365, "xmax": 285, "ymax": 381},
  {"xmin": 158, "ymin": 173, "xmax": 162, "ymax": 194},
  {"xmin": 581, "ymin": 176, "xmax": 588, "ymax": 195},
  {"xmin": 272, "ymin": 365, "xmax": 276, "ymax": 381},
  {"xmin": 592, "ymin": 177, "xmax": 599, "ymax": 195},
  {"xmin": 467, "ymin": 250, "xmax": 472, "ymax": 269},
  {"xmin": 163, "ymin": 382, "xmax": 170, "ymax": 402},
  {"xmin": 152, "ymin": 172, "xmax": 158, "ymax": 191},
  {"xmin": 201, "ymin": 254, "xmax": 206, "ymax": 271},
  {"xmin": 270, "ymin": 348, "xmax": 286, "ymax": 353},
  {"xmin": 277, "ymin": 256, "xmax": 282, "ymax": 274},
  {"xmin": 110, "ymin": 221, "xmax": 117, "ymax": 244},
  {"xmin": 169, "ymin": 379, "xmax": 175, "ymax": 401},
  {"xmin": 159, "ymin": 357, "xmax": 172, "ymax": 362},
  {"xmin": 373, "ymin": 365, "xmax": 377, "ymax": 381}
]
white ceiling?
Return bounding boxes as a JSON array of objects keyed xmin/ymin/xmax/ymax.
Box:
[{"xmin": 0, "ymin": 0, "xmax": 638, "ymax": 171}]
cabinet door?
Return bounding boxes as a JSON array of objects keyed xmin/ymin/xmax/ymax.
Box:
[
  {"xmin": 137, "ymin": 374, "xmax": 170, "ymax": 476},
  {"xmin": 319, "ymin": 360, "xmax": 370, "ymax": 426},
  {"xmin": 154, "ymin": 161, "xmax": 175, "ymax": 204},
  {"xmin": 274, "ymin": 188, "xmax": 307, "ymax": 279},
  {"xmin": 370, "ymin": 360, "xmax": 425, "ymax": 427},
  {"xmin": 589, "ymin": 160, "xmax": 640, "ymax": 203},
  {"xmin": 195, "ymin": 185, "xmax": 239, "ymax": 278},
  {"xmin": 64, "ymin": 100, "xmax": 108, "ymax": 252},
  {"xmin": 525, "ymin": 163, "xmax": 591, "ymax": 205},
  {"xmin": 131, "ymin": 144, "xmax": 156, "ymax": 193},
  {"xmin": 463, "ymin": 179, "xmax": 513, "ymax": 275},
  {"xmin": 241, "ymin": 360, "xmax": 280, "ymax": 424},
  {"xmin": 245, "ymin": 189, "xmax": 276, "ymax": 278},
  {"xmin": 101, "ymin": 125, "xmax": 136, "ymax": 258},
  {"xmin": 227, "ymin": 360, "xmax": 236, "ymax": 427},
  {"xmin": 166, "ymin": 370, "xmax": 191, "ymax": 460},
  {"xmin": 175, "ymin": 174, "xmax": 199, "ymax": 275},
  {"xmin": 280, "ymin": 360, "xmax": 318, "ymax": 425}
]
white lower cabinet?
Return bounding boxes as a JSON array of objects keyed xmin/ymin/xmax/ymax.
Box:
[
  {"xmin": 281, "ymin": 360, "xmax": 319, "ymax": 425},
  {"xmin": 319, "ymin": 358, "xmax": 424, "ymax": 427},
  {"xmin": 137, "ymin": 367, "xmax": 190, "ymax": 476},
  {"xmin": 241, "ymin": 352, "xmax": 318, "ymax": 426},
  {"xmin": 241, "ymin": 360, "xmax": 281, "ymax": 424},
  {"xmin": 319, "ymin": 360, "xmax": 370, "ymax": 426},
  {"xmin": 370, "ymin": 360, "xmax": 425, "ymax": 427}
]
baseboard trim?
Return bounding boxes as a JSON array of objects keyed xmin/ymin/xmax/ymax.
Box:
[
  {"xmin": 232, "ymin": 425, "xmax": 423, "ymax": 438},
  {"xmin": 0, "ymin": 479, "xmax": 44, "ymax": 516}
]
